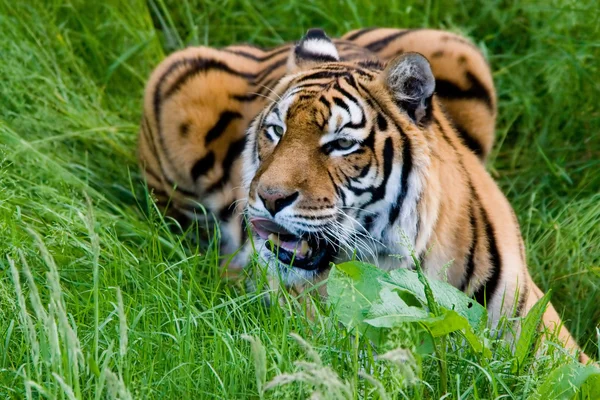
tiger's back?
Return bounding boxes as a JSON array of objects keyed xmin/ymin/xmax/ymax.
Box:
[{"xmin": 138, "ymin": 28, "xmax": 497, "ymax": 262}]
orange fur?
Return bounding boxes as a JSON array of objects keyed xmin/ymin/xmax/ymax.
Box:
[{"xmin": 138, "ymin": 28, "xmax": 589, "ymax": 362}]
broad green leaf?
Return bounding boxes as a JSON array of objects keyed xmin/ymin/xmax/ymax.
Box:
[
  {"xmin": 383, "ymin": 268, "xmax": 487, "ymax": 331},
  {"xmin": 420, "ymin": 310, "xmax": 491, "ymax": 357},
  {"xmin": 327, "ymin": 262, "xmax": 385, "ymax": 332},
  {"xmin": 537, "ymin": 363, "xmax": 600, "ymax": 399},
  {"xmin": 363, "ymin": 287, "xmax": 429, "ymax": 328},
  {"xmin": 512, "ymin": 290, "xmax": 552, "ymax": 373},
  {"xmin": 328, "ymin": 262, "xmax": 490, "ymax": 355}
]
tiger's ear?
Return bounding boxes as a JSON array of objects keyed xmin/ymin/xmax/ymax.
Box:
[
  {"xmin": 287, "ymin": 28, "xmax": 340, "ymax": 73},
  {"xmin": 382, "ymin": 52, "xmax": 435, "ymax": 125}
]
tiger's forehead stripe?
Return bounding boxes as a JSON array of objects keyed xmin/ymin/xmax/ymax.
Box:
[{"xmin": 271, "ymin": 69, "xmax": 371, "ymax": 135}]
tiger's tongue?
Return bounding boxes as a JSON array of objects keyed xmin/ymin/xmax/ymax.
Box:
[{"xmin": 250, "ymin": 218, "xmax": 312, "ymax": 259}]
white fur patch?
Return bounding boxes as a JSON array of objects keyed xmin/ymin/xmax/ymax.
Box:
[{"xmin": 300, "ymin": 39, "xmax": 339, "ymax": 60}]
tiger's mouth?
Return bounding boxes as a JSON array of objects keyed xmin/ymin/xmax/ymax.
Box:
[{"xmin": 250, "ymin": 217, "xmax": 333, "ymax": 272}]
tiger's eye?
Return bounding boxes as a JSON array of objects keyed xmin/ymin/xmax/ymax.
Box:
[
  {"xmin": 273, "ymin": 125, "xmax": 284, "ymax": 136},
  {"xmin": 336, "ymin": 138, "xmax": 354, "ymax": 150}
]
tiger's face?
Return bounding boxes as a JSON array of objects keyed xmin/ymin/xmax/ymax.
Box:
[{"xmin": 243, "ymin": 29, "xmax": 435, "ymax": 285}]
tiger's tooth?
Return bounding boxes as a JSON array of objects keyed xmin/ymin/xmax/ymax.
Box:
[
  {"xmin": 268, "ymin": 233, "xmax": 281, "ymax": 246},
  {"xmin": 299, "ymin": 240, "xmax": 310, "ymax": 256}
]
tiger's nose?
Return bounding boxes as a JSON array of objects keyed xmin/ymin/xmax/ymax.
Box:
[{"xmin": 258, "ymin": 187, "xmax": 299, "ymax": 216}]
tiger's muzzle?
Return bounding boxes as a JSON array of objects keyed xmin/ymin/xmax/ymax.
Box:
[{"xmin": 250, "ymin": 217, "xmax": 335, "ymax": 272}]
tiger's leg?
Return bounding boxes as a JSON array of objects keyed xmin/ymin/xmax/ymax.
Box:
[
  {"xmin": 343, "ymin": 28, "xmax": 496, "ymax": 161},
  {"xmin": 523, "ymin": 280, "xmax": 591, "ymax": 363}
]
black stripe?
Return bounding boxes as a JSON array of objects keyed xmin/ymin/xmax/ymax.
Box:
[
  {"xmin": 230, "ymin": 79, "xmax": 280, "ymax": 104},
  {"xmin": 297, "ymin": 93, "xmax": 320, "ymax": 102},
  {"xmin": 296, "ymin": 69, "xmax": 344, "ymax": 83},
  {"xmin": 365, "ymin": 29, "xmax": 419, "ymax": 53},
  {"xmin": 441, "ymin": 35, "xmax": 481, "ymax": 52},
  {"xmin": 149, "ymin": 187, "xmax": 169, "ymax": 200},
  {"xmin": 206, "ymin": 137, "xmax": 247, "ymax": 193},
  {"xmin": 369, "ymin": 136, "xmax": 394, "ymax": 203},
  {"xmin": 253, "ymin": 77, "xmax": 279, "ymax": 96},
  {"xmin": 356, "ymin": 59, "xmax": 384, "ymax": 70},
  {"xmin": 222, "ymin": 45, "xmax": 291, "ymax": 62},
  {"xmin": 293, "ymin": 82, "xmax": 328, "ymax": 96},
  {"xmin": 357, "ymin": 164, "xmax": 371, "ymax": 178},
  {"xmin": 377, "ymin": 113, "xmax": 388, "ymax": 131},
  {"xmin": 151, "ymin": 57, "xmax": 252, "ymax": 187},
  {"xmin": 434, "ymin": 117, "xmax": 457, "ymax": 151},
  {"xmin": 141, "ymin": 116, "xmax": 196, "ymax": 197},
  {"xmin": 453, "ymin": 122, "xmax": 484, "ymax": 158},
  {"xmin": 296, "ymin": 68, "xmax": 376, "ymax": 84},
  {"xmin": 170, "ymin": 184, "xmax": 196, "ymax": 198},
  {"xmin": 319, "ymin": 96, "xmax": 331, "ymax": 108},
  {"xmin": 218, "ymin": 202, "xmax": 236, "ymax": 222},
  {"xmin": 362, "ymin": 215, "xmax": 375, "ymax": 233},
  {"xmin": 334, "ymin": 81, "xmax": 361, "ymax": 106},
  {"xmin": 388, "ymin": 126, "xmax": 412, "ymax": 224},
  {"xmin": 436, "ymin": 115, "xmax": 502, "ymax": 306},
  {"xmin": 161, "ymin": 58, "xmax": 256, "ymax": 102},
  {"xmin": 333, "ymin": 97, "xmax": 350, "ymax": 113},
  {"xmin": 343, "ymin": 73, "xmax": 358, "ymax": 89},
  {"xmin": 253, "ymin": 57, "xmax": 289, "ymax": 86},
  {"xmin": 333, "ymin": 82, "xmax": 366, "ymax": 130},
  {"xmin": 328, "ymin": 170, "xmax": 345, "ymax": 204},
  {"xmin": 343, "ymin": 27, "xmax": 378, "ymax": 41},
  {"xmin": 231, "ymin": 93, "xmax": 256, "ymax": 102},
  {"xmin": 354, "ymin": 85, "xmax": 413, "ymax": 222},
  {"xmin": 515, "ymin": 281, "xmax": 528, "ymax": 317},
  {"xmin": 345, "ymin": 115, "xmax": 366, "ymax": 130},
  {"xmin": 435, "ymin": 72, "xmax": 494, "ymax": 111},
  {"xmin": 473, "ymin": 204, "xmax": 502, "ymax": 307},
  {"xmin": 143, "ymin": 166, "xmax": 162, "ymax": 185},
  {"xmin": 240, "ymin": 215, "xmax": 249, "ymax": 244},
  {"xmin": 140, "ymin": 116, "xmax": 158, "ymax": 157},
  {"xmin": 286, "ymin": 82, "xmax": 328, "ymax": 92},
  {"xmin": 205, "ymin": 111, "xmax": 242, "ymax": 145},
  {"xmin": 460, "ymin": 200, "xmax": 478, "ymax": 292},
  {"xmin": 352, "ymin": 68, "xmax": 378, "ymax": 79},
  {"xmin": 191, "ymin": 151, "xmax": 216, "ymax": 182}
]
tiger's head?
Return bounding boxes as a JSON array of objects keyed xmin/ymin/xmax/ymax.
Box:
[{"xmin": 243, "ymin": 29, "xmax": 435, "ymax": 286}]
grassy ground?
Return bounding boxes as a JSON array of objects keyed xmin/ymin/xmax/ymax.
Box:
[{"xmin": 0, "ymin": 0, "xmax": 599, "ymax": 398}]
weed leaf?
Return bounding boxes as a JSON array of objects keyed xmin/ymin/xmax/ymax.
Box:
[
  {"xmin": 537, "ymin": 363, "xmax": 600, "ymax": 399},
  {"xmin": 513, "ymin": 290, "xmax": 552, "ymax": 373}
]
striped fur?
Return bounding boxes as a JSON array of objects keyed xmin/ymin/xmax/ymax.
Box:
[
  {"xmin": 242, "ymin": 30, "xmax": 588, "ymax": 361},
  {"xmin": 139, "ymin": 27, "xmax": 497, "ymax": 271}
]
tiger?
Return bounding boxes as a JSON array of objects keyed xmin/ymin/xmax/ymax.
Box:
[
  {"xmin": 138, "ymin": 28, "xmax": 590, "ymax": 362},
  {"xmin": 138, "ymin": 27, "xmax": 496, "ymax": 271}
]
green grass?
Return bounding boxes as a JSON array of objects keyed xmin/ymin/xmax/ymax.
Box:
[{"xmin": 0, "ymin": 0, "xmax": 599, "ymax": 398}]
